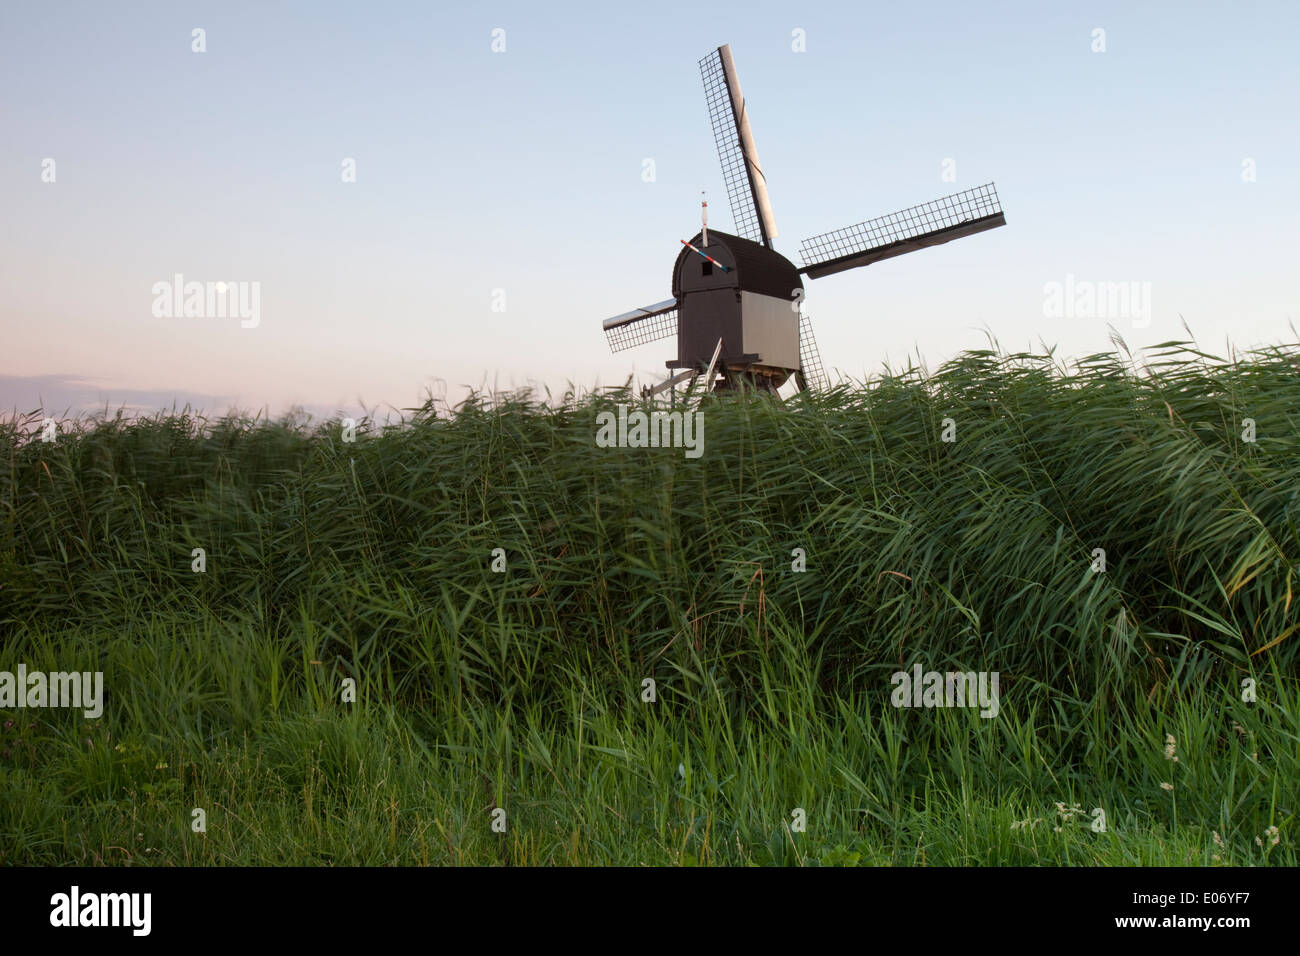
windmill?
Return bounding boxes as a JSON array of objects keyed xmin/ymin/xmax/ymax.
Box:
[{"xmin": 601, "ymin": 43, "xmax": 1007, "ymax": 396}]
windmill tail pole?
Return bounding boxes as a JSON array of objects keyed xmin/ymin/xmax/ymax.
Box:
[{"xmin": 681, "ymin": 239, "xmax": 730, "ymax": 271}]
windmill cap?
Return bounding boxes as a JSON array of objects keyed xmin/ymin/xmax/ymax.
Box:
[{"xmin": 673, "ymin": 229, "xmax": 803, "ymax": 300}]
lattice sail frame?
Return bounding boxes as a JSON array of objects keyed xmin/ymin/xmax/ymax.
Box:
[
  {"xmin": 799, "ymin": 183, "xmax": 1003, "ymax": 274},
  {"xmin": 699, "ymin": 47, "xmax": 775, "ymax": 247},
  {"xmin": 602, "ymin": 303, "xmax": 678, "ymax": 353},
  {"xmin": 798, "ymin": 313, "xmax": 829, "ymax": 391}
]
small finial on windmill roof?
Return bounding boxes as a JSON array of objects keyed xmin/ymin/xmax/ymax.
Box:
[{"xmin": 701, "ymin": 191, "xmax": 708, "ymax": 248}]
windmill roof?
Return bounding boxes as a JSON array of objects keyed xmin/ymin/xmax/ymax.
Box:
[{"xmin": 674, "ymin": 229, "xmax": 803, "ymax": 300}]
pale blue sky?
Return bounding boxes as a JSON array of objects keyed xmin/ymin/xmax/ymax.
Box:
[{"xmin": 2, "ymin": 1, "xmax": 1297, "ymax": 418}]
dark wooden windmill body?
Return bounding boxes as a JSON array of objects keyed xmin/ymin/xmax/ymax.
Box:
[
  {"xmin": 601, "ymin": 44, "xmax": 1007, "ymax": 397},
  {"xmin": 668, "ymin": 228, "xmax": 803, "ymax": 392}
]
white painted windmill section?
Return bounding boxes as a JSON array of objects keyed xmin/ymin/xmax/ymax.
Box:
[
  {"xmin": 718, "ymin": 45, "xmax": 779, "ymax": 246},
  {"xmin": 739, "ymin": 292, "xmax": 800, "ymax": 369}
]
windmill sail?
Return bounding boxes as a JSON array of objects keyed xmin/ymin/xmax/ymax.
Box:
[
  {"xmin": 798, "ymin": 313, "xmax": 829, "ymax": 391},
  {"xmin": 799, "ymin": 183, "xmax": 1005, "ymax": 279},
  {"xmin": 699, "ymin": 45, "xmax": 778, "ymax": 248},
  {"xmin": 602, "ymin": 299, "xmax": 678, "ymax": 353}
]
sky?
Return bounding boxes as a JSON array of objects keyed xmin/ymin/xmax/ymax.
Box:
[{"xmin": 2, "ymin": 0, "xmax": 1297, "ymax": 421}]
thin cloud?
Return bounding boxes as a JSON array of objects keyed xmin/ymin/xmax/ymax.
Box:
[{"xmin": 0, "ymin": 373, "xmax": 235, "ymax": 418}]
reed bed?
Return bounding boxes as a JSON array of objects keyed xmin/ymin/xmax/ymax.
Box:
[{"xmin": 1, "ymin": 341, "xmax": 1295, "ymax": 865}]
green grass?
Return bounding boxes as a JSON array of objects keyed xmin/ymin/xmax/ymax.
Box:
[{"xmin": 1, "ymin": 340, "xmax": 1296, "ymax": 865}]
